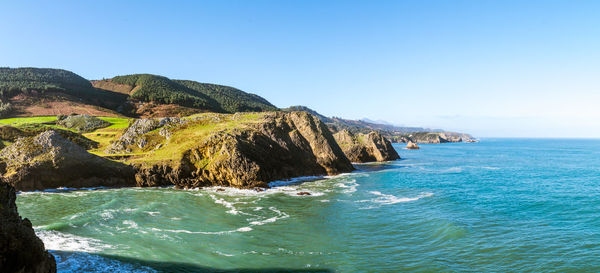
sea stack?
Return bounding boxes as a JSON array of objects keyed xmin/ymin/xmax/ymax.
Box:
[{"xmin": 406, "ymin": 141, "xmax": 420, "ymax": 150}]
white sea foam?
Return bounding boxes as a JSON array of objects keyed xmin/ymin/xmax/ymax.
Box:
[
  {"xmin": 249, "ymin": 207, "xmax": 289, "ymax": 225},
  {"xmin": 36, "ymin": 230, "xmax": 113, "ymax": 253},
  {"xmin": 155, "ymin": 226, "xmax": 253, "ymax": 235},
  {"xmin": 214, "ymin": 250, "xmax": 235, "ymax": 257},
  {"xmin": 100, "ymin": 211, "xmax": 114, "ymax": 220},
  {"xmin": 439, "ymin": 167, "xmax": 463, "ymax": 173},
  {"xmin": 144, "ymin": 211, "xmax": 160, "ymax": 216},
  {"xmin": 368, "ymin": 191, "xmax": 434, "ymax": 204},
  {"xmin": 357, "ymin": 191, "xmax": 434, "ymax": 208},
  {"xmin": 336, "ymin": 179, "xmax": 359, "ymax": 194},
  {"xmin": 122, "ymin": 220, "xmax": 139, "ymax": 229},
  {"xmin": 209, "ymin": 194, "xmax": 241, "ymax": 215}
]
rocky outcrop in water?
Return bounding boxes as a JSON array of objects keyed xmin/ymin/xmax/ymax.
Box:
[
  {"xmin": 134, "ymin": 112, "xmax": 354, "ymax": 188},
  {"xmin": 0, "ymin": 131, "xmax": 135, "ymax": 191},
  {"xmin": 0, "ymin": 183, "xmax": 56, "ymax": 272},
  {"xmin": 333, "ymin": 130, "xmax": 400, "ymax": 163},
  {"xmin": 406, "ymin": 141, "xmax": 420, "ymax": 150}
]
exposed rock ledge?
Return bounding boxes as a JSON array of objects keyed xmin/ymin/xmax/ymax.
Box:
[
  {"xmin": 0, "ymin": 131, "xmax": 136, "ymax": 191},
  {"xmin": 0, "ymin": 182, "xmax": 56, "ymax": 272},
  {"xmin": 333, "ymin": 130, "xmax": 400, "ymax": 163}
]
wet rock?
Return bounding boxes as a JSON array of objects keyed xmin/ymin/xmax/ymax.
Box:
[{"xmin": 297, "ymin": 191, "xmax": 311, "ymax": 196}]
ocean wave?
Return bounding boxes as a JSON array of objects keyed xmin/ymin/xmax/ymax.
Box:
[
  {"xmin": 214, "ymin": 250, "xmax": 235, "ymax": 257},
  {"xmin": 153, "ymin": 226, "xmax": 253, "ymax": 235},
  {"xmin": 357, "ymin": 191, "xmax": 434, "ymax": 209},
  {"xmin": 249, "ymin": 207, "xmax": 289, "ymax": 226},
  {"xmin": 36, "ymin": 230, "xmax": 113, "ymax": 253},
  {"xmin": 336, "ymin": 179, "xmax": 359, "ymax": 194},
  {"xmin": 122, "ymin": 220, "xmax": 139, "ymax": 229}
]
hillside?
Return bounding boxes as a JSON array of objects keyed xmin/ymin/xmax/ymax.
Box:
[
  {"xmin": 0, "ymin": 67, "xmax": 128, "ymax": 117},
  {"xmin": 95, "ymin": 74, "xmax": 278, "ymax": 115},
  {"xmin": 0, "ymin": 68, "xmax": 278, "ymax": 119}
]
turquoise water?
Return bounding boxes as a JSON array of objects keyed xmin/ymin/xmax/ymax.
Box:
[{"xmin": 16, "ymin": 139, "xmax": 600, "ymax": 272}]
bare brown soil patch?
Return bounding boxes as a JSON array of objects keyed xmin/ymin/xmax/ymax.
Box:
[{"xmin": 91, "ymin": 80, "xmax": 134, "ymax": 95}]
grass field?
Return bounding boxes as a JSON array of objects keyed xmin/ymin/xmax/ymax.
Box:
[{"xmin": 0, "ymin": 116, "xmax": 58, "ymax": 126}]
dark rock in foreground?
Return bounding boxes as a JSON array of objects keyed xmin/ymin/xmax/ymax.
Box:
[
  {"xmin": 0, "ymin": 183, "xmax": 56, "ymax": 273},
  {"xmin": 333, "ymin": 130, "xmax": 400, "ymax": 163},
  {"xmin": 0, "ymin": 131, "xmax": 136, "ymax": 191}
]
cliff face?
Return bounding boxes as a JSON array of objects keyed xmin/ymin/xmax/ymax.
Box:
[
  {"xmin": 133, "ymin": 112, "xmax": 354, "ymax": 188},
  {"xmin": 333, "ymin": 130, "xmax": 400, "ymax": 163},
  {"xmin": 0, "ymin": 131, "xmax": 136, "ymax": 191},
  {"xmin": 0, "ymin": 183, "xmax": 56, "ymax": 273}
]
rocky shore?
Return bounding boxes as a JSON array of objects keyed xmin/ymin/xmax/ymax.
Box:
[{"xmin": 0, "ymin": 112, "xmax": 368, "ymax": 191}]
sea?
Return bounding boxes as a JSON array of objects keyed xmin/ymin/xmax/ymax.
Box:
[{"xmin": 16, "ymin": 138, "xmax": 600, "ymax": 272}]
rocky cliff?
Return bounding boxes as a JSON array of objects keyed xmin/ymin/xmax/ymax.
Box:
[
  {"xmin": 0, "ymin": 112, "xmax": 355, "ymax": 190},
  {"xmin": 0, "ymin": 131, "xmax": 136, "ymax": 191},
  {"xmin": 130, "ymin": 112, "xmax": 354, "ymax": 188},
  {"xmin": 333, "ymin": 130, "xmax": 400, "ymax": 163},
  {"xmin": 0, "ymin": 183, "xmax": 56, "ymax": 272}
]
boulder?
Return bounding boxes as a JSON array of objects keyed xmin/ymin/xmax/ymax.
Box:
[
  {"xmin": 333, "ymin": 130, "xmax": 400, "ymax": 163},
  {"xmin": 0, "ymin": 182, "xmax": 56, "ymax": 272},
  {"xmin": 0, "ymin": 131, "xmax": 136, "ymax": 191},
  {"xmin": 56, "ymin": 114, "xmax": 111, "ymax": 133}
]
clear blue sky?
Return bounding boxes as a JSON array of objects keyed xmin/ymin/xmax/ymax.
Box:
[{"xmin": 1, "ymin": 0, "xmax": 599, "ymax": 137}]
